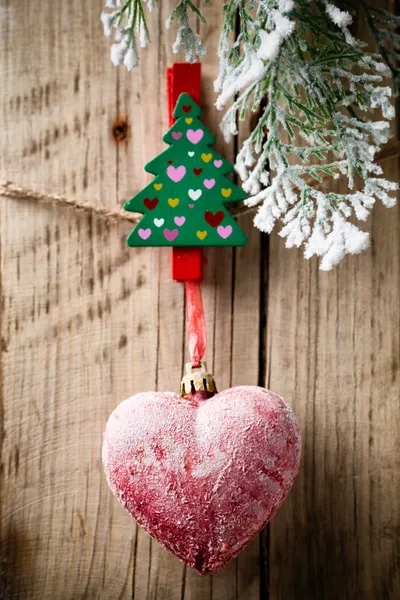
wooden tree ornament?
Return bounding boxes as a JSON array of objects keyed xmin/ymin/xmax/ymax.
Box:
[{"xmin": 124, "ymin": 92, "xmax": 248, "ymax": 247}]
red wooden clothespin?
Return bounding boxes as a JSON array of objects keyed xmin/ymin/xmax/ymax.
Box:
[{"xmin": 167, "ymin": 63, "xmax": 204, "ymax": 282}]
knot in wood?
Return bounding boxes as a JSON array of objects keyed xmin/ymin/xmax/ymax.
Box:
[{"xmin": 112, "ymin": 118, "xmax": 129, "ymax": 143}]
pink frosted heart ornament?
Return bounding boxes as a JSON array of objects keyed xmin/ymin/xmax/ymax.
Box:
[{"xmin": 103, "ymin": 362, "xmax": 301, "ymax": 575}]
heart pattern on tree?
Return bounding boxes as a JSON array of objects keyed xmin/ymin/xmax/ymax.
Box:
[
  {"xmin": 124, "ymin": 93, "xmax": 248, "ymax": 248},
  {"xmin": 205, "ymin": 210, "xmax": 224, "ymax": 228}
]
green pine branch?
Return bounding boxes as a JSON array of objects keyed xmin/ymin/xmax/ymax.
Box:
[{"xmin": 216, "ymin": 0, "xmax": 398, "ymax": 270}]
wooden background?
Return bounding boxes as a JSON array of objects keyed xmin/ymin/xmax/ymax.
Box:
[{"xmin": 0, "ymin": 0, "xmax": 399, "ymax": 598}]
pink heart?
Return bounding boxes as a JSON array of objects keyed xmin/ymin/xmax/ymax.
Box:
[
  {"xmin": 167, "ymin": 165, "xmax": 186, "ymax": 183},
  {"xmin": 217, "ymin": 225, "xmax": 233, "ymax": 239},
  {"xmin": 172, "ymin": 131, "xmax": 182, "ymax": 140},
  {"xmin": 103, "ymin": 386, "xmax": 300, "ymax": 575},
  {"xmin": 186, "ymin": 129, "xmax": 204, "ymax": 145},
  {"xmin": 163, "ymin": 228, "xmax": 179, "ymax": 242},
  {"xmin": 214, "ymin": 159, "xmax": 223, "ymax": 168},
  {"xmin": 204, "ymin": 178, "xmax": 216, "ymax": 190},
  {"xmin": 138, "ymin": 228, "xmax": 151, "ymax": 240},
  {"xmin": 174, "ymin": 216, "xmax": 186, "ymax": 227},
  {"xmin": 188, "ymin": 204, "xmax": 195, "ymax": 209}
]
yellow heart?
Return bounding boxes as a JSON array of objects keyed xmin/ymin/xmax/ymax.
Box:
[
  {"xmin": 201, "ymin": 153, "xmax": 212, "ymax": 163},
  {"xmin": 154, "ymin": 183, "xmax": 163, "ymax": 191},
  {"xmin": 196, "ymin": 230, "xmax": 208, "ymax": 240},
  {"xmin": 185, "ymin": 118, "xmax": 193, "ymax": 124},
  {"xmin": 168, "ymin": 198, "xmax": 179, "ymax": 208},
  {"xmin": 221, "ymin": 188, "xmax": 232, "ymax": 198}
]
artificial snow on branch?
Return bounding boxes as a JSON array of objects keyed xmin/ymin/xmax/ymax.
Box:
[
  {"xmin": 166, "ymin": 0, "xmax": 208, "ymax": 62},
  {"xmin": 101, "ymin": 0, "xmax": 209, "ymax": 68},
  {"xmin": 216, "ymin": 0, "xmax": 398, "ymax": 270},
  {"xmin": 101, "ymin": 0, "xmax": 153, "ymax": 70}
]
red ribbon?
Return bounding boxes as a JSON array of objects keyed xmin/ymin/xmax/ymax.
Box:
[{"xmin": 185, "ymin": 280, "xmax": 207, "ymax": 368}]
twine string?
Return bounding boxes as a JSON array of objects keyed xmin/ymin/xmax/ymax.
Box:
[{"xmin": 0, "ymin": 141, "xmax": 398, "ymax": 224}]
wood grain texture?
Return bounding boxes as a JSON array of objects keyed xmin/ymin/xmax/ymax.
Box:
[
  {"xmin": 265, "ymin": 167, "xmax": 400, "ymax": 600},
  {"xmin": 265, "ymin": 2, "xmax": 400, "ymax": 597},
  {"xmin": 0, "ymin": 0, "xmax": 399, "ymax": 598}
]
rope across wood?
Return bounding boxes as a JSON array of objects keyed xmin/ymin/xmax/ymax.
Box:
[{"xmin": 1, "ymin": 141, "xmax": 399, "ymax": 224}]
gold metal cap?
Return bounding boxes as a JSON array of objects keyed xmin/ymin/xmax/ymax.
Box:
[{"xmin": 180, "ymin": 361, "xmax": 217, "ymax": 397}]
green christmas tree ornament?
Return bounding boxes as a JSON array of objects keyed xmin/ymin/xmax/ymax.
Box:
[{"xmin": 124, "ymin": 93, "xmax": 248, "ymax": 247}]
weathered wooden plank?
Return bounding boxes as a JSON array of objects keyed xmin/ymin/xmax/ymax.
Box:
[
  {"xmin": 0, "ymin": 0, "xmax": 155, "ymax": 598},
  {"xmin": 130, "ymin": 1, "xmax": 188, "ymax": 598},
  {"xmin": 177, "ymin": 4, "xmax": 240, "ymax": 598},
  {"xmin": 367, "ymin": 184, "xmax": 400, "ymax": 599},
  {"xmin": 0, "ymin": 0, "xmax": 121, "ymax": 208},
  {"xmin": 266, "ymin": 95, "xmax": 400, "ymax": 600},
  {"xmin": 220, "ymin": 137, "xmax": 263, "ymax": 600},
  {"xmin": 0, "ymin": 198, "xmax": 143, "ymax": 598},
  {"xmin": 266, "ymin": 168, "xmax": 400, "ymax": 599},
  {"xmin": 266, "ymin": 3, "xmax": 400, "ymax": 596},
  {"xmin": 0, "ymin": 0, "xmax": 265, "ymax": 593},
  {"xmin": 180, "ymin": 4, "xmax": 262, "ymax": 599}
]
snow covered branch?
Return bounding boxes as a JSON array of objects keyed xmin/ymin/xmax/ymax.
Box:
[
  {"xmin": 216, "ymin": 0, "xmax": 398, "ymax": 270},
  {"xmin": 101, "ymin": 0, "xmax": 208, "ymax": 68}
]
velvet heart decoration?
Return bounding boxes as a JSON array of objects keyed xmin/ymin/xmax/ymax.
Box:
[{"xmin": 103, "ymin": 386, "xmax": 301, "ymax": 575}]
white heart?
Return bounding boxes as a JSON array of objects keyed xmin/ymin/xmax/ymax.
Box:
[
  {"xmin": 154, "ymin": 218, "xmax": 164, "ymax": 228},
  {"xmin": 188, "ymin": 151, "xmax": 195, "ymax": 157},
  {"xmin": 188, "ymin": 189, "xmax": 202, "ymax": 201}
]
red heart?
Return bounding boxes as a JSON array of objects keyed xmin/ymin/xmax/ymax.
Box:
[
  {"xmin": 204, "ymin": 210, "xmax": 225, "ymax": 228},
  {"xmin": 103, "ymin": 386, "xmax": 300, "ymax": 575},
  {"xmin": 143, "ymin": 197, "xmax": 158, "ymax": 210},
  {"xmin": 168, "ymin": 160, "xmax": 173, "ymax": 164},
  {"xmin": 182, "ymin": 104, "xmax": 192, "ymax": 113},
  {"xmin": 193, "ymin": 168, "xmax": 203, "ymax": 176}
]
